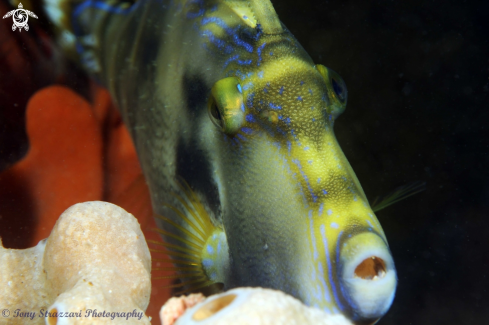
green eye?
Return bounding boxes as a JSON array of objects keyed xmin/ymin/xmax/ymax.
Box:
[
  {"xmin": 315, "ymin": 64, "xmax": 348, "ymax": 119},
  {"xmin": 208, "ymin": 77, "xmax": 245, "ymax": 134}
]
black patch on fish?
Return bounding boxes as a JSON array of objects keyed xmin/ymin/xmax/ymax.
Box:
[
  {"xmin": 175, "ymin": 137, "xmax": 221, "ymax": 217},
  {"xmin": 182, "ymin": 73, "xmax": 208, "ymax": 113}
]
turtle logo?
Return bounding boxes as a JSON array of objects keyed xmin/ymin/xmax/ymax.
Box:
[{"xmin": 2, "ymin": 3, "xmax": 38, "ymax": 32}]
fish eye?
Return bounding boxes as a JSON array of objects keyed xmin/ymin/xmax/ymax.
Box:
[
  {"xmin": 331, "ymin": 77, "xmax": 346, "ymax": 102},
  {"xmin": 315, "ymin": 64, "xmax": 348, "ymax": 119},
  {"xmin": 338, "ymin": 232, "xmax": 397, "ymax": 323},
  {"xmin": 208, "ymin": 77, "xmax": 245, "ymax": 134}
]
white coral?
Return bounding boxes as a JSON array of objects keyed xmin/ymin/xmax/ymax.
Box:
[{"xmin": 0, "ymin": 201, "xmax": 151, "ymax": 325}]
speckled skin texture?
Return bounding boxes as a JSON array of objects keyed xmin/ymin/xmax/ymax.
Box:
[
  {"xmin": 0, "ymin": 201, "xmax": 151, "ymax": 324},
  {"xmin": 171, "ymin": 288, "xmax": 353, "ymax": 325}
]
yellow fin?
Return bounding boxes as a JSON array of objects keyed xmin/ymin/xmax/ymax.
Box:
[{"xmin": 150, "ymin": 179, "xmax": 220, "ymax": 295}]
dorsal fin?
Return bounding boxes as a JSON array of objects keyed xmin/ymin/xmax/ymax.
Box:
[
  {"xmin": 226, "ymin": 0, "xmax": 283, "ymax": 34},
  {"xmin": 247, "ymin": 0, "xmax": 282, "ymax": 34}
]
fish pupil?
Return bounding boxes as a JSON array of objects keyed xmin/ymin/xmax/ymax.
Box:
[
  {"xmin": 332, "ymin": 78, "xmax": 344, "ymax": 100},
  {"xmin": 210, "ymin": 101, "xmax": 223, "ymax": 127}
]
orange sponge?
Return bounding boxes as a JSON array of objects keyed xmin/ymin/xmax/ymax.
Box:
[{"xmin": 0, "ymin": 86, "xmax": 103, "ymax": 248}]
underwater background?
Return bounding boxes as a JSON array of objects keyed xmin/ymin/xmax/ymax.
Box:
[
  {"xmin": 0, "ymin": 0, "xmax": 488, "ymax": 324},
  {"xmin": 273, "ymin": 0, "xmax": 489, "ymax": 323}
]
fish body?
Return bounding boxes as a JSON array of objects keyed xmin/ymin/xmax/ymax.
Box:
[{"xmin": 44, "ymin": 0, "xmax": 397, "ymax": 323}]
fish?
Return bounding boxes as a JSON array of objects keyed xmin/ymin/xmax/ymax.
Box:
[{"xmin": 43, "ymin": 0, "xmax": 398, "ymax": 323}]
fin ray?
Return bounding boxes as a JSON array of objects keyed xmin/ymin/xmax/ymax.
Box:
[{"xmin": 372, "ymin": 181, "xmax": 426, "ymax": 212}]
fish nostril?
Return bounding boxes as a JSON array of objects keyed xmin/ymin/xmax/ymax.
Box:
[
  {"xmin": 354, "ymin": 256, "xmax": 386, "ymax": 280},
  {"xmin": 192, "ymin": 293, "xmax": 237, "ymax": 320}
]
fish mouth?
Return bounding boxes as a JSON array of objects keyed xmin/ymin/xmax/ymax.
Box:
[{"xmin": 353, "ymin": 256, "xmax": 387, "ymax": 281}]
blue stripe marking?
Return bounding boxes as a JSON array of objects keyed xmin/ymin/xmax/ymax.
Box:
[
  {"xmin": 279, "ymin": 86, "xmax": 284, "ymax": 95},
  {"xmin": 201, "ymin": 16, "xmax": 229, "ymax": 29},
  {"xmin": 203, "ymin": 30, "xmax": 234, "ymax": 54},
  {"xmin": 292, "ymin": 158, "xmax": 317, "ymax": 203},
  {"xmin": 73, "ymin": 0, "xmax": 135, "ymax": 19},
  {"xmin": 317, "ymin": 261, "xmax": 332, "ymax": 304},
  {"xmin": 72, "ymin": 0, "xmax": 139, "ymax": 36},
  {"xmin": 186, "ymin": 0, "xmax": 204, "ymax": 19},
  {"xmin": 320, "ymin": 224, "xmax": 336, "ymax": 304},
  {"xmin": 241, "ymin": 127, "xmax": 253, "ymax": 135},
  {"xmin": 232, "ymin": 34, "xmax": 253, "ymax": 53},
  {"xmin": 254, "ymin": 24, "xmax": 263, "ymax": 40},
  {"xmin": 257, "ymin": 42, "xmax": 266, "ymax": 66},
  {"xmin": 223, "ymin": 55, "xmax": 239, "ymax": 68},
  {"xmin": 237, "ymin": 59, "xmax": 252, "ymax": 65},
  {"xmin": 334, "ymin": 231, "xmax": 347, "ymax": 311},
  {"xmin": 269, "ymin": 102, "xmax": 282, "ymax": 110}
]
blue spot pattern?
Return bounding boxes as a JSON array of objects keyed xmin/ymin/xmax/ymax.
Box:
[{"xmin": 246, "ymin": 114, "xmax": 255, "ymax": 122}]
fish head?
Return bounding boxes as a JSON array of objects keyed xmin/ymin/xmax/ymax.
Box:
[{"xmin": 201, "ymin": 44, "xmax": 397, "ymax": 323}]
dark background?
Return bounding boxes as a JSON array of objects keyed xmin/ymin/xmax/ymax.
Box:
[
  {"xmin": 1, "ymin": 0, "xmax": 488, "ymax": 324},
  {"xmin": 274, "ymin": 0, "xmax": 489, "ymax": 324}
]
